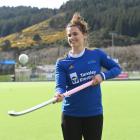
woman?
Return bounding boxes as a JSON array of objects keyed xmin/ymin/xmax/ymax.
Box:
[{"xmin": 55, "ymin": 13, "xmax": 121, "ymax": 140}]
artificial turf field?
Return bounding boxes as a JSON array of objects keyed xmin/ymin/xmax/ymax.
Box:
[{"xmin": 0, "ymin": 80, "xmax": 140, "ymax": 140}]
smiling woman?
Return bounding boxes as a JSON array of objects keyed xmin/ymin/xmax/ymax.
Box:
[
  {"xmin": 0, "ymin": 0, "xmax": 69, "ymax": 9},
  {"xmin": 55, "ymin": 12, "xmax": 122, "ymax": 140}
]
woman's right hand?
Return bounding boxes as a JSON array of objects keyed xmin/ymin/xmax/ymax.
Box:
[{"xmin": 54, "ymin": 93, "xmax": 64, "ymax": 103}]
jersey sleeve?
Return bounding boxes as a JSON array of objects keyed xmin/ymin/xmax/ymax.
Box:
[
  {"xmin": 98, "ymin": 49, "xmax": 122, "ymax": 80},
  {"xmin": 55, "ymin": 60, "xmax": 66, "ymax": 94}
]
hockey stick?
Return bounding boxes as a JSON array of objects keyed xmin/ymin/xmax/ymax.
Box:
[{"xmin": 8, "ymin": 80, "xmax": 93, "ymax": 116}]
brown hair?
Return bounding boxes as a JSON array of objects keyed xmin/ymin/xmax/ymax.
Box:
[{"xmin": 66, "ymin": 12, "xmax": 88, "ymax": 34}]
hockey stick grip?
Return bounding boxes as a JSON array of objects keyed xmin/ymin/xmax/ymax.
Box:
[{"xmin": 63, "ymin": 80, "xmax": 93, "ymax": 97}]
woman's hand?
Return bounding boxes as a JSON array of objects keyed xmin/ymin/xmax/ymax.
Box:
[
  {"xmin": 92, "ymin": 74, "xmax": 103, "ymax": 86},
  {"xmin": 54, "ymin": 93, "xmax": 64, "ymax": 103}
]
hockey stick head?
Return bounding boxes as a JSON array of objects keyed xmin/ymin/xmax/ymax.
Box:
[
  {"xmin": 8, "ymin": 110, "xmax": 19, "ymax": 116},
  {"xmin": 8, "ymin": 97, "xmax": 58, "ymax": 117},
  {"xmin": 8, "ymin": 110, "xmax": 30, "ymax": 116}
]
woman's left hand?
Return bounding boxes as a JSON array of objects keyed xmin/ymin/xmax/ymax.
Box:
[{"xmin": 92, "ymin": 74, "xmax": 103, "ymax": 86}]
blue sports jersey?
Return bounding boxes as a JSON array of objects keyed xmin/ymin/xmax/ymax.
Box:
[{"xmin": 55, "ymin": 48, "xmax": 121, "ymax": 117}]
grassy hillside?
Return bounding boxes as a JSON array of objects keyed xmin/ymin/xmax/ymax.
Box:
[
  {"xmin": 0, "ymin": 18, "xmax": 65, "ymax": 49},
  {"xmin": 0, "ymin": 0, "xmax": 140, "ymax": 49}
]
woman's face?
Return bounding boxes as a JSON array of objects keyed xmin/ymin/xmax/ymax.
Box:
[{"xmin": 66, "ymin": 26, "xmax": 85, "ymax": 48}]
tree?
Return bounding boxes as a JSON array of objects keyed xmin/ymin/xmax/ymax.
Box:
[
  {"xmin": 0, "ymin": 40, "xmax": 11, "ymax": 51},
  {"xmin": 33, "ymin": 34, "xmax": 42, "ymax": 42}
]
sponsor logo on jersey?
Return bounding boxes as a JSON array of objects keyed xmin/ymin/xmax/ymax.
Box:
[
  {"xmin": 70, "ymin": 72, "xmax": 79, "ymax": 84},
  {"xmin": 69, "ymin": 71, "xmax": 96, "ymax": 84}
]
